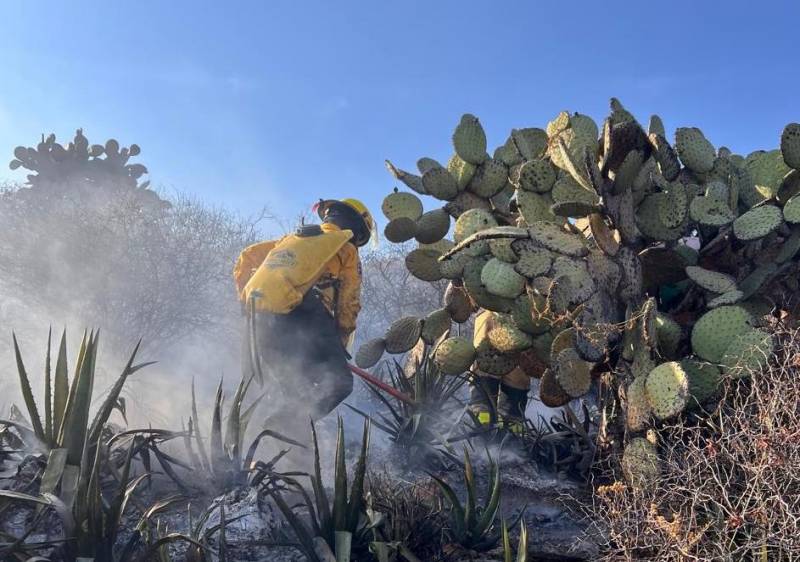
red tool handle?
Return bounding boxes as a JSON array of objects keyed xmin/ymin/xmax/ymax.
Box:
[{"xmin": 347, "ymin": 363, "xmax": 416, "ymax": 405}]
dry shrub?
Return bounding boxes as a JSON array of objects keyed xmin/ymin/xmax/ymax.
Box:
[{"xmin": 591, "ymin": 326, "xmax": 800, "ymax": 561}]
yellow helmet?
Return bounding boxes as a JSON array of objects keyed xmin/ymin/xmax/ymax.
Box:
[{"xmin": 314, "ymin": 198, "xmax": 377, "ymax": 247}]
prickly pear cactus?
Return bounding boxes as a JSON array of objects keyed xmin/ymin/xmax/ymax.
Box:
[{"xmin": 359, "ymin": 102, "xmax": 800, "ymax": 486}]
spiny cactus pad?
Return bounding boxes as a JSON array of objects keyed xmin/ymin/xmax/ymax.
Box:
[
  {"xmin": 414, "ymin": 208, "xmax": 451, "ymax": 244},
  {"xmin": 622, "ymin": 437, "xmax": 660, "ymax": 488},
  {"xmin": 720, "ymin": 328, "xmax": 774, "ymax": 378},
  {"xmin": 453, "ymin": 114, "xmax": 488, "ymax": 165},
  {"xmin": 781, "ymin": 123, "xmax": 800, "ymax": 169},
  {"xmin": 433, "ymin": 336, "xmax": 476, "ymax": 375},
  {"xmin": 405, "ymin": 249, "xmax": 443, "ymax": 282},
  {"xmin": 733, "ymin": 204, "xmax": 783, "ymax": 241},
  {"xmin": 422, "ymin": 167, "xmax": 459, "ymax": 200},
  {"xmin": 675, "ymin": 127, "xmax": 715, "ymax": 174},
  {"xmin": 384, "ymin": 217, "xmax": 417, "ymax": 243},
  {"xmin": 682, "ymin": 358, "xmax": 721, "ymax": 405},
  {"xmin": 488, "ymin": 315, "xmax": 533, "ymax": 353},
  {"xmin": 454, "ymin": 208, "xmax": 498, "ymax": 255},
  {"xmin": 382, "ymin": 190, "xmax": 423, "ymax": 221},
  {"xmin": 481, "ymin": 258, "xmax": 526, "ymax": 298},
  {"xmin": 421, "ymin": 308, "xmax": 452, "ymax": 345},
  {"xmin": 528, "ymin": 222, "xmax": 588, "ymax": 257},
  {"xmin": 645, "ymin": 361, "xmax": 689, "ymax": 420},
  {"xmin": 685, "ymin": 266, "xmax": 737, "ymax": 294},
  {"xmin": 384, "ymin": 316, "xmax": 423, "ymax": 354},
  {"xmin": 691, "ymin": 306, "xmax": 754, "ymax": 363},
  {"xmin": 355, "ymin": 338, "xmax": 386, "ymax": 369}
]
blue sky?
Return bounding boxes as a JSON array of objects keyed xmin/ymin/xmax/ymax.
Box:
[{"xmin": 1, "ymin": 0, "xmax": 798, "ymax": 228}]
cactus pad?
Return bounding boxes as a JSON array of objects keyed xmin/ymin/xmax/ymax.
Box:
[
  {"xmin": 733, "ymin": 205, "xmax": 783, "ymax": 241},
  {"xmin": 452, "ymin": 114, "xmax": 487, "ymax": 165},
  {"xmin": 626, "ymin": 377, "xmax": 651, "ymax": 432},
  {"xmin": 444, "ymin": 283, "xmax": 474, "ymax": 323},
  {"xmin": 644, "ymin": 361, "xmax": 689, "ymax": 420},
  {"xmin": 516, "ymin": 189, "xmax": 559, "ymax": 225},
  {"xmin": 405, "ymin": 249, "xmax": 443, "ymax": 282},
  {"xmin": 414, "ymin": 208, "xmax": 450, "ymax": 244},
  {"xmin": 746, "ymin": 149, "xmax": 791, "ymax": 200},
  {"xmin": 675, "ymin": 127, "xmax": 715, "ymax": 174},
  {"xmin": 384, "ymin": 217, "xmax": 417, "ymax": 243},
  {"xmin": 447, "ymin": 153, "xmax": 477, "ymax": 190},
  {"xmin": 433, "ymin": 336, "xmax": 476, "ymax": 375},
  {"xmin": 622, "ymin": 438, "xmax": 660, "ymax": 488},
  {"xmin": 720, "ymin": 328, "xmax": 774, "ymax": 379},
  {"xmin": 707, "ymin": 290, "xmax": 744, "ymax": 308},
  {"xmin": 528, "ymin": 222, "xmax": 589, "ymax": 257},
  {"xmin": 781, "ymin": 123, "xmax": 800, "ymax": 169},
  {"xmin": 468, "ymin": 158, "xmax": 508, "ymax": 198},
  {"xmin": 488, "ymin": 237, "xmax": 518, "ymax": 263},
  {"xmin": 539, "ymin": 368, "xmax": 571, "ymax": 408},
  {"xmin": 475, "ymin": 344, "xmax": 517, "ymax": 376},
  {"xmin": 421, "ymin": 308, "xmax": 452, "ymax": 345},
  {"xmin": 422, "ymin": 167, "xmax": 459, "ymax": 200},
  {"xmin": 689, "ymin": 195, "xmax": 735, "ymax": 226},
  {"xmin": 783, "ymin": 194, "xmax": 800, "ymax": 224},
  {"xmin": 417, "ymin": 157, "xmax": 443, "ymax": 175},
  {"xmin": 514, "ymin": 159, "xmax": 556, "ymax": 193},
  {"xmin": 655, "ymin": 313, "xmax": 682, "ymax": 358},
  {"xmin": 512, "ymin": 242, "xmax": 553, "ymax": 278},
  {"xmin": 481, "ymin": 258, "xmax": 526, "ymax": 298},
  {"xmin": 682, "ymin": 358, "xmax": 721, "ymax": 405},
  {"xmin": 685, "ymin": 266, "xmax": 737, "ymax": 293},
  {"xmin": 511, "ymin": 127, "xmax": 549, "ymax": 160},
  {"xmin": 355, "ymin": 338, "xmax": 386, "ymax": 369},
  {"xmin": 385, "ymin": 160, "xmax": 426, "ymax": 195},
  {"xmin": 691, "ymin": 306, "xmax": 754, "ymax": 363},
  {"xmin": 385, "ymin": 316, "xmax": 423, "ymax": 354},
  {"xmin": 454, "ymin": 208, "xmax": 498, "ymax": 256},
  {"xmin": 553, "ymin": 348, "xmax": 593, "ymax": 398},
  {"xmin": 488, "ymin": 316, "xmax": 533, "ymax": 353},
  {"xmin": 382, "ymin": 190, "xmax": 423, "ymax": 221}
]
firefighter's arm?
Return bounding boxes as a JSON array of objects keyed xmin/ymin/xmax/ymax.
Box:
[
  {"xmin": 232, "ymin": 241, "xmax": 276, "ymax": 297},
  {"xmin": 335, "ymin": 244, "xmax": 362, "ymax": 342}
]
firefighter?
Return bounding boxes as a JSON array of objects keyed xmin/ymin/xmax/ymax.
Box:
[
  {"xmin": 468, "ymin": 309, "xmax": 533, "ymax": 432},
  {"xmin": 233, "ymin": 198, "xmax": 375, "ymax": 424}
]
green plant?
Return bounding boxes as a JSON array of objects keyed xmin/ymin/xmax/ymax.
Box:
[
  {"xmin": 347, "ymin": 350, "xmax": 465, "ymax": 466},
  {"xmin": 268, "ymin": 417, "xmax": 371, "ymax": 562},
  {"xmin": 501, "ymin": 519, "xmax": 528, "ymax": 562},
  {"xmin": 429, "ymin": 448, "xmax": 502, "ymax": 551}
]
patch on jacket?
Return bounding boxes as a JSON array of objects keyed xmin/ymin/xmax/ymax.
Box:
[{"xmin": 265, "ymin": 249, "xmax": 296, "ymax": 269}]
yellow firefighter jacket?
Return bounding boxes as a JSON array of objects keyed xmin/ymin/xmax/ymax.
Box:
[{"xmin": 233, "ymin": 223, "xmax": 362, "ymax": 341}]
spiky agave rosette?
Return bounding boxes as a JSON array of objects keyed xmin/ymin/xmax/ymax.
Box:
[{"xmin": 364, "ymin": 104, "xmax": 800, "ymax": 486}]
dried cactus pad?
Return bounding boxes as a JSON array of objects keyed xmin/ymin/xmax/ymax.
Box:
[
  {"xmin": 384, "ymin": 217, "xmax": 417, "ymax": 243},
  {"xmin": 554, "ymin": 348, "xmax": 593, "ymax": 398},
  {"xmin": 626, "ymin": 376, "xmax": 651, "ymax": 432},
  {"xmin": 421, "ymin": 308, "xmax": 452, "ymax": 344},
  {"xmin": 781, "ymin": 123, "xmax": 800, "ymax": 169},
  {"xmin": 384, "ymin": 316, "xmax": 423, "ymax": 354},
  {"xmin": 691, "ymin": 306, "xmax": 754, "ymax": 363},
  {"xmin": 622, "ymin": 437, "xmax": 660, "ymax": 488},
  {"xmin": 720, "ymin": 328, "xmax": 774, "ymax": 379},
  {"xmin": 481, "ymin": 258, "xmax": 526, "ymax": 298},
  {"xmin": 682, "ymin": 358, "xmax": 721, "ymax": 404},
  {"xmin": 452, "ymin": 114, "xmax": 487, "ymax": 165},
  {"xmin": 675, "ymin": 127, "xmax": 715, "ymax": 174},
  {"xmin": 355, "ymin": 338, "xmax": 386, "ymax": 369},
  {"xmin": 685, "ymin": 266, "xmax": 737, "ymax": 294},
  {"xmin": 415, "ymin": 208, "xmax": 451, "ymax": 244},
  {"xmin": 381, "ymin": 190, "xmax": 423, "ymax": 221},
  {"xmin": 733, "ymin": 205, "xmax": 783, "ymax": 241},
  {"xmin": 433, "ymin": 336, "xmax": 476, "ymax": 375},
  {"xmin": 539, "ymin": 368, "xmax": 571, "ymax": 408},
  {"xmin": 645, "ymin": 361, "xmax": 689, "ymax": 420}
]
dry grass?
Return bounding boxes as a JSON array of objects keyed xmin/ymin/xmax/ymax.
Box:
[{"xmin": 590, "ymin": 327, "xmax": 800, "ymax": 561}]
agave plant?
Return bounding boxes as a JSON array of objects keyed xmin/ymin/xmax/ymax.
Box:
[
  {"xmin": 347, "ymin": 348, "xmax": 466, "ymax": 466},
  {"xmin": 429, "ymin": 448, "xmax": 503, "ymax": 552},
  {"xmin": 0, "ymin": 330, "xmax": 157, "ymax": 560},
  {"xmin": 501, "ymin": 519, "xmax": 528, "ymax": 562},
  {"xmin": 268, "ymin": 417, "xmax": 371, "ymax": 562}
]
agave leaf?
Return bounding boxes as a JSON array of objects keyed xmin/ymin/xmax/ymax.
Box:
[
  {"xmin": 60, "ymin": 464, "xmax": 80, "ymax": 510},
  {"xmin": 243, "ymin": 428, "xmax": 306, "ymax": 469},
  {"xmin": 44, "ymin": 329, "xmax": 53, "ymax": 444},
  {"xmin": 332, "ymin": 418, "xmax": 348, "ymax": 533},
  {"xmin": 182, "ymin": 419, "xmax": 202, "ymax": 470},
  {"xmin": 223, "ymin": 377, "xmax": 247, "ymax": 470},
  {"xmin": 428, "ymin": 472, "xmax": 466, "ymax": 540},
  {"xmin": 60, "ymin": 332, "xmax": 96, "ymax": 466},
  {"xmin": 39, "ymin": 448, "xmax": 68, "ymax": 496},
  {"xmin": 270, "ymin": 489, "xmax": 322, "ymax": 562},
  {"xmin": 210, "ymin": 380, "xmax": 225, "ymax": 479},
  {"xmin": 310, "ymin": 420, "xmax": 333, "ymax": 539},
  {"xmin": 502, "ymin": 520, "xmax": 512, "ymax": 562},
  {"xmin": 334, "ymin": 531, "xmax": 352, "ymax": 562},
  {"xmin": 87, "ymin": 340, "xmax": 146, "ymax": 451},
  {"xmin": 343, "ymin": 404, "xmax": 397, "ymax": 438},
  {"xmin": 218, "ymin": 500, "xmax": 227, "ymax": 562},
  {"xmin": 475, "ymin": 455, "xmax": 502, "ymax": 539},
  {"xmin": 52, "ymin": 330, "xmax": 69, "ymax": 443},
  {"xmin": 345, "ymin": 419, "xmax": 370, "ymax": 530},
  {"xmin": 517, "ymin": 521, "xmax": 528, "ymax": 562},
  {"xmin": 12, "ymin": 334, "xmax": 45, "ymax": 442},
  {"xmin": 190, "ymin": 378, "xmax": 209, "ymax": 471},
  {"xmin": 399, "ymin": 544, "xmax": 423, "ymax": 562},
  {"xmin": 464, "ymin": 449, "xmax": 477, "ymax": 533}
]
